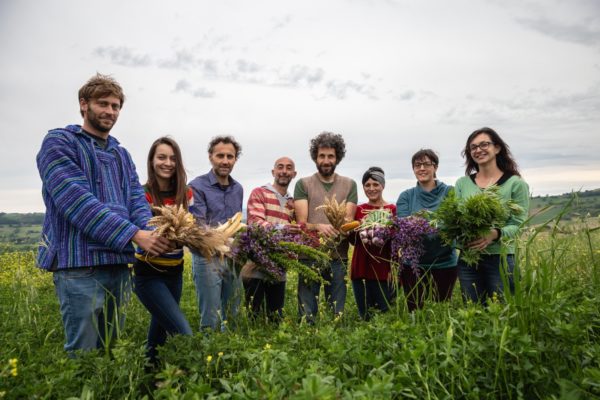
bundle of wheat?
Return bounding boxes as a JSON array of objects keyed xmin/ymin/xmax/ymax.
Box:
[
  {"xmin": 315, "ymin": 196, "xmax": 348, "ymax": 231},
  {"xmin": 148, "ymin": 206, "xmax": 245, "ymax": 259}
]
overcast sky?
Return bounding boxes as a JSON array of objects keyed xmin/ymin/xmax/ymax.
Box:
[{"xmin": 1, "ymin": 0, "xmax": 599, "ymax": 212}]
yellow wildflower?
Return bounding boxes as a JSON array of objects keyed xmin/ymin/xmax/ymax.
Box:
[
  {"xmin": 218, "ymin": 352, "xmax": 224, "ymax": 357},
  {"xmin": 8, "ymin": 358, "xmax": 17, "ymax": 377},
  {"xmin": 264, "ymin": 343, "xmax": 271, "ymax": 350},
  {"xmin": 491, "ymin": 292, "xmax": 499, "ymax": 303},
  {"xmin": 206, "ymin": 355, "xmax": 213, "ymax": 363}
]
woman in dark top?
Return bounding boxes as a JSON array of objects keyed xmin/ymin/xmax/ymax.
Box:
[{"xmin": 133, "ymin": 137, "xmax": 193, "ymax": 364}]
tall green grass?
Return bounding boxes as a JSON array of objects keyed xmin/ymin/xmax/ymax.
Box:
[{"xmin": 0, "ymin": 211, "xmax": 599, "ymax": 399}]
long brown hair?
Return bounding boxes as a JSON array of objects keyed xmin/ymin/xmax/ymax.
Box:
[
  {"xmin": 146, "ymin": 137, "xmax": 189, "ymax": 208},
  {"xmin": 462, "ymin": 127, "xmax": 521, "ymax": 177}
]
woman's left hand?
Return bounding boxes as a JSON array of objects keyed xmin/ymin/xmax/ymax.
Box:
[{"xmin": 467, "ymin": 229, "xmax": 498, "ymax": 251}]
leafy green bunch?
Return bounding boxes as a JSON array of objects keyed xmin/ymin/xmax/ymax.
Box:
[{"xmin": 430, "ymin": 185, "xmax": 522, "ymax": 265}]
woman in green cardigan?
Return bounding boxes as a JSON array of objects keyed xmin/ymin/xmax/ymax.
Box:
[{"xmin": 455, "ymin": 127, "xmax": 529, "ymax": 304}]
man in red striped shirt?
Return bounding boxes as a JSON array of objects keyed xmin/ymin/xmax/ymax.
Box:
[{"xmin": 242, "ymin": 156, "xmax": 301, "ymax": 321}]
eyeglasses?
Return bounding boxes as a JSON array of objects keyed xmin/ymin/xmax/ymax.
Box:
[
  {"xmin": 469, "ymin": 141, "xmax": 494, "ymax": 152},
  {"xmin": 413, "ymin": 162, "xmax": 435, "ymax": 169}
]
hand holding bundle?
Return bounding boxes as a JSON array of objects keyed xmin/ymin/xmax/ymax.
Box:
[{"xmin": 148, "ymin": 205, "xmax": 245, "ymax": 260}]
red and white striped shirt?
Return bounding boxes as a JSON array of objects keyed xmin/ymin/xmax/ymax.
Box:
[{"xmin": 246, "ymin": 185, "xmax": 294, "ymax": 227}]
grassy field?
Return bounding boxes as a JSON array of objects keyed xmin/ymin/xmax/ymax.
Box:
[
  {"xmin": 529, "ymin": 189, "xmax": 600, "ymax": 225},
  {"xmin": 1, "ymin": 211, "xmax": 599, "ymax": 399},
  {"xmin": 0, "ymin": 225, "xmax": 42, "ymax": 252}
]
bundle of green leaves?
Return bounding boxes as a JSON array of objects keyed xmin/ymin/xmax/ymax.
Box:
[{"xmin": 430, "ymin": 185, "xmax": 523, "ymax": 265}]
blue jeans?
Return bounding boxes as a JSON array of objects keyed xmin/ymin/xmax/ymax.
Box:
[
  {"xmin": 53, "ymin": 265, "xmax": 130, "ymax": 353},
  {"xmin": 297, "ymin": 259, "xmax": 347, "ymax": 322},
  {"xmin": 458, "ymin": 254, "xmax": 515, "ymax": 305},
  {"xmin": 133, "ymin": 272, "xmax": 192, "ymax": 362},
  {"xmin": 191, "ymin": 254, "xmax": 242, "ymax": 331},
  {"xmin": 352, "ymin": 279, "xmax": 393, "ymax": 320}
]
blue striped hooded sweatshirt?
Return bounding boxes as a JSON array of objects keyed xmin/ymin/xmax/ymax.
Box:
[{"xmin": 36, "ymin": 125, "xmax": 151, "ymax": 270}]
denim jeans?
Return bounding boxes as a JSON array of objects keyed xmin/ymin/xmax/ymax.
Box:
[
  {"xmin": 191, "ymin": 254, "xmax": 242, "ymax": 331},
  {"xmin": 297, "ymin": 259, "xmax": 347, "ymax": 322},
  {"xmin": 133, "ymin": 272, "xmax": 192, "ymax": 362},
  {"xmin": 401, "ymin": 266, "xmax": 458, "ymax": 311},
  {"xmin": 458, "ymin": 254, "xmax": 515, "ymax": 305},
  {"xmin": 243, "ymin": 278, "xmax": 285, "ymax": 322},
  {"xmin": 53, "ymin": 264, "xmax": 130, "ymax": 353},
  {"xmin": 351, "ymin": 279, "xmax": 393, "ymax": 320}
]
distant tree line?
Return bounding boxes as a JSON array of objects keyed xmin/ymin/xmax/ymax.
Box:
[
  {"xmin": 0, "ymin": 189, "xmax": 598, "ymax": 227},
  {"xmin": 0, "ymin": 213, "xmax": 45, "ymax": 225}
]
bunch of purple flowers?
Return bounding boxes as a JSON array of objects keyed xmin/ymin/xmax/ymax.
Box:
[
  {"xmin": 389, "ymin": 216, "xmax": 437, "ymax": 273},
  {"xmin": 231, "ymin": 224, "xmax": 328, "ymax": 283}
]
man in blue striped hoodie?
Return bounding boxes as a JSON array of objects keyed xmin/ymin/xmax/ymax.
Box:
[{"xmin": 36, "ymin": 73, "xmax": 172, "ymax": 353}]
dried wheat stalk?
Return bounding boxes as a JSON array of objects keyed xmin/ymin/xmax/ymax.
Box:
[
  {"xmin": 148, "ymin": 205, "xmax": 244, "ymax": 259},
  {"xmin": 315, "ymin": 196, "xmax": 348, "ymax": 231}
]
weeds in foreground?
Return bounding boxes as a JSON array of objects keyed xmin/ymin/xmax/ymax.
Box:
[{"xmin": 0, "ymin": 211, "xmax": 599, "ymax": 399}]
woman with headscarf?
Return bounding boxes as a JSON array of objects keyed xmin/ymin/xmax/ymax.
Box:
[{"xmin": 349, "ymin": 167, "xmax": 396, "ymax": 320}]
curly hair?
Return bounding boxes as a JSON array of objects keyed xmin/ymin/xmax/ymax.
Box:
[
  {"xmin": 78, "ymin": 73, "xmax": 125, "ymax": 117},
  {"xmin": 462, "ymin": 127, "xmax": 520, "ymax": 177},
  {"xmin": 309, "ymin": 131, "xmax": 346, "ymax": 164},
  {"xmin": 207, "ymin": 135, "xmax": 242, "ymax": 158}
]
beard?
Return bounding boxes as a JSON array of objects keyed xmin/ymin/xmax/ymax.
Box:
[
  {"xmin": 213, "ymin": 165, "xmax": 232, "ymax": 178},
  {"xmin": 275, "ymin": 175, "xmax": 292, "ymax": 187},
  {"xmin": 317, "ymin": 163, "xmax": 336, "ymax": 177},
  {"xmin": 86, "ymin": 108, "xmax": 114, "ymax": 133}
]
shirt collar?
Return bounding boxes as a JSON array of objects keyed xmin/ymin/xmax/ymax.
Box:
[
  {"xmin": 208, "ymin": 169, "xmax": 237, "ymax": 187},
  {"xmin": 262, "ymin": 183, "xmax": 292, "ymax": 199}
]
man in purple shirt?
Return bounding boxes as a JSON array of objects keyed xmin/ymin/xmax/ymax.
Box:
[{"xmin": 189, "ymin": 136, "xmax": 244, "ymax": 331}]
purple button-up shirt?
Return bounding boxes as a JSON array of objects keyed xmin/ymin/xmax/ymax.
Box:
[{"xmin": 189, "ymin": 169, "xmax": 243, "ymax": 226}]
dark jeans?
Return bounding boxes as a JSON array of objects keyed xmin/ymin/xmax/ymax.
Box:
[
  {"xmin": 401, "ymin": 266, "xmax": 458, "ymax": 311},
  {"xmin": 297, "ymin": 259, "xmax": 347, "ymax": 323},
  {"xmin": 458, "ymin": 254, "xmax": 515, "ymax": 305},
  {"xmin": 133, "ymin": 272, "xmax": 192, "ymax": 362},
  {"xmin": 351, "ymin": 279, "xmax": 393, "ymax": 320},
  {"xmin": 243, "ymin": 278, "xmax": 285, "ymax": 322}
]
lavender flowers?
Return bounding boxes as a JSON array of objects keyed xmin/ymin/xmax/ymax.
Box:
[
  {"xmin": 389, "ymin": 216, "xmax": 437, "ymax": 274},
  {"xmin": 231, "ymin": 224, "xmax": 329, "ymax": 283}
]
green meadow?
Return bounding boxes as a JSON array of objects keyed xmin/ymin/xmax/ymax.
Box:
[{"xmin": 0, "ymin": 201, "xmax": 599, "ymax": 399}]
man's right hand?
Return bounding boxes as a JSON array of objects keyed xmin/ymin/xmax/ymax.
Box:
[
  {"xmin": 133, "ymin": 230, "xmax": 173, "ymax": 256},
  {"xmin": 283, "ymin": 223, "xmax": 303, "ymax": 234},
  {"xmin": 316, "ymin": 223, "xmax": 339, "ymax": 238}
]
